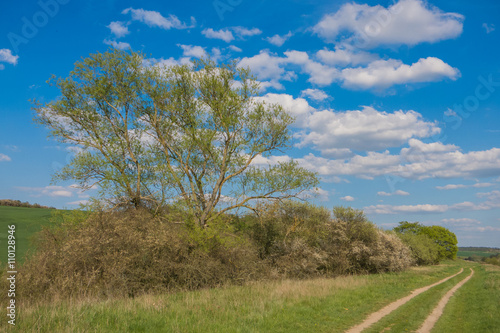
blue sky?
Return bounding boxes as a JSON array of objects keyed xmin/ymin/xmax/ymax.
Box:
[{"xmin": 1, "ymin": 0, "xmax": 499, "ymax": 246}]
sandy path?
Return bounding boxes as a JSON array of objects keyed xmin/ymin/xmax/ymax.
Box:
[
  {"xmin": 344, "ymin": 268, "xmax": 464, "ymax": 333},
  {"xmin": 416, "ymin": 268, "xmax": 474, "ymax": 333}
]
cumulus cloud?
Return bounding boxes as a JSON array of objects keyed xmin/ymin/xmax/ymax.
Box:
[
  {"xmin": 0, "ymin": 153, "xmax": 11, "ymax": 162},
  {"xmin": 238, "ymin": 50, "xmax": 458, "ymax": 90},
  {"xmin": 436, "ymin": 183, "xmax": 494, "ymax": 190},
  {"xmin": 253, "ymin": 93, "xmax": 314, "ymax": 127},
  {"xmin": 107, "ymin": 21, "xmax": 129, "ymax": 38},
  {"xmin": 340, "ymin": 195, "xmax": 355, "ymax": 201},
  {"xmin": 296, "ymin": 139, "xmax": 500, "ymax": 181},
  {"xmin": 67, "ymin": 200, "xmax": 90, "ymax": 205},
  {"xmin": 229, "ymin": 45, "xmax": 242, "ymax": 52},
  {"xmin": 316, "ymin": 47, "xmax": 377, "ymax": 66},
  {"xmin": 238, "ymin": 51, "xmax": 290, "ymax": 81},
  {"xmin": 16, "ymin": 186, "xmax": 74, "ymax": 198},
  {"xmin": 300, "ymin": 89, "xmax": 329, "ymax": 101},
  {"xmin": 122, "ymin": 8, "xmax": 195, "ymax": 30},
  {"xmin": 299, "ymin": 187, "xmax": 330, "ymax": 201},
  {"xmin": 250, "ymin": 154, "xmax": 292, "ymax": 166},
  {"xmin": 178, "ymin": 44, "xmax": 207, "ymax": 58},
  {"xmin": 313, "ymin": 0, "xmax": 464, "ymax": 48},
  {"xmin": 232, "ymin": 26, "xmax": 262, "ymax": 37},
  {"xmin": 340, "ymin": 57, "xmax": 460, "ymax": 90},
  {"xmin": 441, "ymin": 218, "xmax": 481, "ymax": 227},
  {"xmin": 483, "ymin": 23, "xmax": 495, "ymax": 34},
  {"xmin": 266, "ymin": 31, "xmax": 293, "ymax": 47},
  {"xmin": 202, "ymin": 28, "xmax": 234, "ymax": 42},
  {"xmin": 103, "ymin": 39, "xmax": 131, "ymax": 50},
  {"xmin": 364, "ymin": 203, "xmax": 448, "ymax": 214},
  {"xmin": 284, "ymin": 50, "xmax": 339, "ymax": 85},
  {"xmin": 377, "ymin": 190, "xmax": 410, "ymax": 196},
  {"xmin": 0, "ymin": 49, "xmax": 19, "ymax": 68},
  {"xmin": 298, "ymin": 107, "xmax": 440, "ymax": 153}
]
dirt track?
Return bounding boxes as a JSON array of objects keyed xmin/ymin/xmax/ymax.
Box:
[
  {"xmin": 416, "ymin": 268, "xmax": 474, "ymax": 333},
  {"xmin": 345, "ymin": 268, "xmax": 466, "ymax": 333}
]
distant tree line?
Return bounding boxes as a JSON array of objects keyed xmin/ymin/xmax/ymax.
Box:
[
  {"xmin": 0, "ymin": 199, "xmax": 55, "ymax": 209},
  {"xmin": 459, "ymin": 246, "xmax": 500, "ymax": 253}
]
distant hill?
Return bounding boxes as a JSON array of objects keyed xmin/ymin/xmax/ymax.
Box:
[{"xmin": 0, "ymin": 199, "xmax": 55, "ymax": 209}]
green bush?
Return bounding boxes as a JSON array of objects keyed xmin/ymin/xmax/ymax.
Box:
[
  {"xmin": 11, "ymin": 209, "xmax": 267, "ymax": 305},
  {"xmin": 395, "ymin": 232, "xmax": 440, "ymax": 265}
]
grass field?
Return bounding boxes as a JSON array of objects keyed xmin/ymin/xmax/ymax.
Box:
[
  {"xmin": 0, "ymin": 206, "xmax": 55, "ymax": 264},
  {"xmin": 1, "ymin": 260, "xmax": 498, "ymax": 332},
  {"xmin": 457, "ymin": 250, "xmax": 496, "ymax": 258}
]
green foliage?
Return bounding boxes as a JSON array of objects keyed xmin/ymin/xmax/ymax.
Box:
[
  {"xmin": 33, "ymin": 49, "xmax": 318, "ymax": 226},
  {"xmin": 396, "ymin": 232, "xmax": 440, "ymax": 265},
  {"xmin": 0, "ymin": 206, "xmax": 55, "ymax": 264},
  {"xmin": 394, "ymin": 221, "xmax": 458, "ymax": 261},
  {"xmin": 249, "ymin": 203, "xmax": 412, "ymax": 276},
  {"xmin": 482, "ymin": 253, "xmax": 500, "ymax": 266}
]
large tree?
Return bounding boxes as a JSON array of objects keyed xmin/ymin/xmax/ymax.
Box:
[
  {"xmin": 394, "ymin": 221, "xmax": 458, "ymax": 260},
  {"xmin": 34, "ymin": 49, "xmax": 318, "ymax": 227}
]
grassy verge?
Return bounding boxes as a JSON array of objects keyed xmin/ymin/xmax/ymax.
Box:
[
  {"xmin": 364, "ymin": 261, "xmax": 474, "ymax": 332},
  {"xmin": 0, "ymin": 206, "xmax": 55, "ymax": 264},
  {"xmin": 432, "ymin": 263, "xmax": 500, "ymax": 332},
  {"xmin": 1, "ymin": 261, "xmax": 465, "ymax": 332}
]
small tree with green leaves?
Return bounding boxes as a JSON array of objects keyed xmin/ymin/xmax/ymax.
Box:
[
  {"xmin": 34, "ymin": 49, "xmax": 318, "ymax": 227},
  {"xmin": 394, "ymin": 221, "xmax": 458, "ymax": 260}
]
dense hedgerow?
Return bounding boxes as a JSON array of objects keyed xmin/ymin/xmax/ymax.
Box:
[{"xmin": 3, "ymin": 202, "xmax": 414, "ymax": 305}]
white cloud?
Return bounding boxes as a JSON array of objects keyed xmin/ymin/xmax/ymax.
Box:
[
  {"xmin": 257, "ymin": 80, "xmax": 284, "ymax": 91},
  {"xmin": 377, "ymin": 190, "xmax": 410, "ymax": 196},
  {"xmin": 122, "ymin": 8, "xmax": 195, "ymax": 30},
  {"xmin": 238, "ymin": 51, "xmax": 288, "ymax": 81},
  {"xmin": 16, "ymin": 186, "xmax": 73, "ymax": 198},
  {"xmin": 202, "ymin": 28, "xmax": 234, "ymax": 42},
  {"xmin": 296, "ymin": 139, "xmax": 500, "ymax": 181},
  {"xmin": 232, "ymin": 26, "xmax": 262, "ymax": 37},
  {"xmin": 340, "ymin": 57, "xmax": 460, "ymax": 90},
  {"xmin": 285, "ymin": 50, "xmax": 339, "ymax": 85},
  {"xmin": 0, "ymin": 153, "xmax": 11, "ymax": 162},
  {"xmin": 251, "ymin": 154, "xmax": 292, "ymax": 166},
  {"xmin": 229, "ymin": 45, "xmax": 242, "ymax": 52},
  {"xmin": 238, "ymin": 50, "xmax": 458, "ymax": 91},
  {"xmin": 441, "ymin": 218, "xmax": 481, "ymax": 227},
  {"xmin": 300, "ymin": 88, "xmax": 329, "ymax": 101},
  {"xmin": 103, "ymin": 39, "xmax": 131, "ymax": 50},
  {"xmin": 266, "ymin": 31, "xmax": 293, "ymax": 47},
  {"xmin": 313, "ymin": 0, "xmax": 464, "ymax": 48},
  {"xmin": 107, "ymin": 21, "xmax": 129, "ymax": 38},
  {"xmin": 365, "ymin": 192, "xmax": 500, "ymax": 214},
  {"xmin": 365, "ymin": 203, "xmax": 448, "ymax": 214},
  {"xmin": 142, "ymin": 56, "xmax": 192, "ymax": 69},
  {"xmin": 178, "ymin": 44, "xmax": 207, "ymax": 58},
  {"xmin": 299, "ymin": 187, "xmax": 330, "ymax": 201},
  {"xmin": 0, "ymin": 49, "xmax": 19, "ymax": 66},
  {"xmin": 316, "ymin": 47, "xmax": 377, "ymax": 67},
  {"xmin": 298, "ymin": 107, "xmax": 440, "ymax": 153},
  {"xmin": 253, "ymin": 93, "xmax": 314, "ymax": 127},
  {"xmin": 436, "ymin": 183, "xmax": 494, "ymax": 190},
  {"xmin": 340, "ymin": 195, "xmax": 355, "ymax": 201},
  {"xmin": 67, "ymin": 200, "xmax": 90, "ymax": 206},
  {"xmin": 483, "ymin": 23, "xmax": 495, "ymax": 34},
  {"xmin": 398, "ymin": 141, "xmax": 500, "ymax": 180}
]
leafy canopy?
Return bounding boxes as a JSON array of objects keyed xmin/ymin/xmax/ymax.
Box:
[{"xmin": 34, "ymin": 49, "xmax": 319, "ymax": 226}]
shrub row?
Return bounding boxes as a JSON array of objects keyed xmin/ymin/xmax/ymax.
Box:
[
  {"xmin": 4, "ymin": 202, "xmax": 416, "ymax": 305},
  {"xmin": 0, "ymin": 199, "xmax": 55, "ymax": 209}
]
